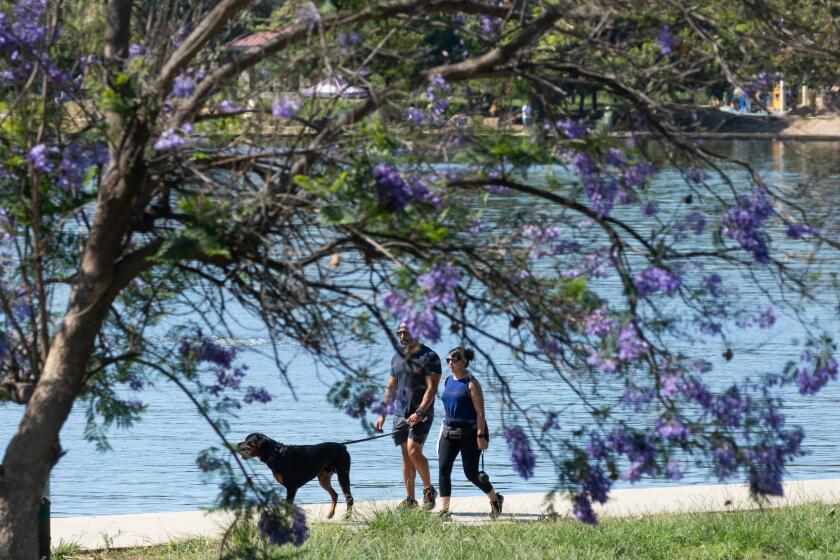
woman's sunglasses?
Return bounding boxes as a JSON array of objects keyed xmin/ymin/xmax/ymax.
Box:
[{"xmin": 446, "ymin": 355, "xmax": 462, "ymax": 363}]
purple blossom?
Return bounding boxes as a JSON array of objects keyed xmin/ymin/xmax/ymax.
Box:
[
  {"xmin": 713, "ymin": 443, "xmax": 740, "ymax": 479},
  {"xmin": 786, "ymin": 222, "xmax": 819, "ymax": 239},
  {"xmin": 128, "ymin": 44, "xmax": 145, "ymax": 60},
  {"xmin": 584, "ymin": 307, "xmax": 613, "ymax": 337},
  {"xmin": 403, "ymin": 307, "xmax": 441, "ymax": 342},
  {"xmin": 219, "ymin": 99, "xmax": 242, "ymax": 114},
  {"xmin": 572, "ymin": 494, "xmax": 596, "ymax": 524},
  {"xmin": 583, "ymin": 177, "xmax": 617, "ymax": 218},
  {"xmin": 643, "ymin": 201, "xmax": 659, "ymax": 216},
  {"xmin": 405, "ymin": 106, "xmax": 424, "ymax": 124},
  {"xmin": 272, "ymin": 99, "xmax": 300, "ymax": 119},
  {"xmin": 124, "ymin": 399, "xmax": 144, "ymax": 412},
  {"xmin": 557, "ymin": 119, "xmax": 587, "ymax": 139},
  {"xmin": 480, "ymin": 16, "xmax": 501, "ymax": 36},
  {"xmin": 586, "ymin": 431, "xmax": 610, "ymax": 461},
  {"xmin": 128, "ymin": 378, "xmax": 143, "ymax": 391},
  {"xmin": 657, "ymin": 417, "xmax": 687, "ymax": 439},
  {"xmin": 622, "ymin": 387, "xmax": 654, "ymax": 411},
  {"xmin": 244, "ymin": 386, "xmax": 273, "ymax": 404},
  {"xmin": 58, "ymin": 142, "xmax": 109, "ymax": 191},
  {"xmin": 665, "ymin": 459, "xmax": 684, "ymax": 480},
  {"xmin": 703, "ymin": 273, "xmax": 723, "ymax": 297},
  {"xmin": 616, "ymin": 324, "xmax": 649, "ymax": 361},
  {"xmin": 604, "ymin": 147, "xmax": 626, "ymax": 166},
  {"xmin": 27, "ymin": 144, "xmax": 53, "ymax": 172},
  {"xmin": 258, "ymin": 507, "xmax": 309, "ymax": 547},
  {"xmin": 655, "ymin": 24, "xmax": 679, "ymax": 54},
  {"xmin": 171, "ymin": 73, "xmax": 196, "ymax": 98},
  {"xmin": 622, "ymin": 162, "xmax": 655, "ymax": 189},
  {"xmin": 684, "ymin": 211, "xmax": 706, "ymax": 235},
  {"xmin": 154, "ymin": 128, "xmax": 192, "ymax": 151},
  {"xmin": 796, "ymin": 357, "xmax": 837, "ymax": 395},
  {"xmin": 418, "ymin": 262, "xmax": 460, "ymax": 306},
  {"xmin": 721, "ymin": 189, "xmax": 774, "ymax": 263},
  {"xmin": 634, "ymin": 266, "xmax": 681, "ymax": 296},
  {"xmin": 503, "ymin": 426, "xmax": 536, "ymax": 479},
  {"xmin": 372, "ymin": 164, "xmax": 440, "ymax": 211},
  {"xmin": 344, "ymin": 388, "xmax": 377, "ymax": 418}
]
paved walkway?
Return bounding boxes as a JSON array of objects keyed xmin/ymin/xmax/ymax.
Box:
[{"xmin": 52, "ymin": 478, "xmax": 840, "ymax": 550}]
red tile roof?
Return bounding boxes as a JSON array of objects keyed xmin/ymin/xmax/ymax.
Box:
[{"xmin": 227, "ymin": 27, "xmax": 293, "ymax": 49}]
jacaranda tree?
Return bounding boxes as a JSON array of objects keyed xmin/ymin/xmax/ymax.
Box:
[{"xmin": 2, "ymin": 0, "xmax": 840, "ymax": 557}]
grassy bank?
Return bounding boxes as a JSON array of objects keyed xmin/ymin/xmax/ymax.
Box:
[{"xmin": 54, "ymin": 502, "xmax": 840, "ymax": 560}]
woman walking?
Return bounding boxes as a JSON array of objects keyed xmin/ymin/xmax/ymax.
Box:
[{"xmin": 437, "ymin": 346, "xmax": 503, "ymax": 518}]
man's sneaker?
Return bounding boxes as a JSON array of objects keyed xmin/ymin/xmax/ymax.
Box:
[
  {"xmin": 398, "ymin": 497, "xmax": 418, "ymax": 510},
  {"xmin": 422, "ymin": 486, "xmax": 438, "ymax": 510},
  {"xmin": 490, "ymin": 494, "xmax": 504, "ymax": 519}
]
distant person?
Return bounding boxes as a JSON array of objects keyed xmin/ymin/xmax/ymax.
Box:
[
  {"xmin": 521, "ymin": 103, "xmax": 532, "ymax": 125},
  {"xmin": 374, "ymin": 323, "xmax": 441, "ymax": 510},
  {"xmin": 489, "ymin": 101, "xmax": 500, "ymax": 117},
  {"xmin": 436, "ymin": 346, "xmax": 503, "ymax": 518}
]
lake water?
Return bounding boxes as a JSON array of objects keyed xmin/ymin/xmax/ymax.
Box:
[{"xmin": 2, "ymin": 140, "xmax": 840, "ymax": 517}]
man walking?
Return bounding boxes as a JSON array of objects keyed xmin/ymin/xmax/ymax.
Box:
[{"xmin": 374, "ymin": 323, "xmax": 441, "ymax": 510}]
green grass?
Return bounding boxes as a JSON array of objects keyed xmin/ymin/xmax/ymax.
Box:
[{"xmin": 53, "ymin": 502, "xmax": 840, "ymax": 560}]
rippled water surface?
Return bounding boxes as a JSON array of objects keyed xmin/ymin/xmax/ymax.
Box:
[{"xmin": 2, "ymin": 140, "xmax": 840, "ymax": 516}]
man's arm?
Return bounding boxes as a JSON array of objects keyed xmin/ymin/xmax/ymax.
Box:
[
  {"xmin": 408, "ymin": 373, "xmax": 440, "ymax": 426},
  {"xmin": 374, "ymin": 375, "xmax": 397, "ymax": 432}
]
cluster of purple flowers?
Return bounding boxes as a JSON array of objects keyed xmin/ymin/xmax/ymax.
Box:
[
  {"xmin": 480, "ymin": 16, "xmax": 502, "ymax": 36},
  {"xmin": 720, "ymin": 188, "xmax": 774, "ymax": 263},
  {"xmin": 557, "ymin": 119, "xmax": 588, "ymax": 140},
  {"xmin": 795, "ymin": 354, "xmax": 837, "ymax": 395},
  {"xmin": 257, "ymin": 507, "xmax": 309, "ymax": 547},
  {"xmin": 570, "ymin": 462, "xmax": 612, "ymax": 524},
  {"xmin": 171, "ymin": 73, "xmax": 197, "ymax": 98},
  {"xmin": 27, "ymin": 144, "xmax": 55, "ymax": 173},
  {"xmin": 655, "ymin": 24, "xmax": 679, "ymax": 54},
  {"xmin": 384, "ymin": 291, "xmax": 441, "ymax": 342},
  {"xmin": 272, "ymin": 99, "xmax": 299, "ymax": 119},
  {"xmin": 343, "ymin": 388, "xmax": 377, "ymax": 418},
  {"xmin": 608, "ymin": 426, "xmax": 657, "ymax": 481},
  {"xmin": 0, "ymin": 1, "xmax": 65, "ymax": 83},
  {"xmin": 418, "ymin": 262, "xmax": 460, "ymax": 306},
  {"xmin": 520, "ymin": 224, "xmax": 565, "ymax": 258},
  {"xmin": 786, "ymin": 222, "xmax": 819, "ymax": 239},
  {"xmin": 426, "ymin": 74, "xmax": 449, "ymax": 119},
  {"xmin": 372, "ymin": 164, "xmax": 441, "ymax": 211},
  {"xmin": 154, "ymin": 124, "xmax": 196, "ymax": 151},
  {"xmin": 58, "ymin": 142, "xmax": 110, "ymax": 192},
  {"xmin": 633, "ymin": 265, "xmax": 681, "ymax": 296},
  {"xmin": 244, "ymin": 386, "xmax": 272, "ymax": 404},
  {"xmin": 383, "ymin": 262, "xmax": 460, "ymax": 342},
  {"xmin": 502, "ymin": 426, "xmax": 536, "ymax": 479}
]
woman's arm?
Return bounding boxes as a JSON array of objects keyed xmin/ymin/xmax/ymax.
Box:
[{"xmin": 468, "ymin": 376, "xmax": 489, "ymax": 449}]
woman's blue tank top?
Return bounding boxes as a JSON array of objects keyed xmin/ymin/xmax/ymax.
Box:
[{"xmin": 442, "ymin": 375, "xmax": 477, "ymax": 427}]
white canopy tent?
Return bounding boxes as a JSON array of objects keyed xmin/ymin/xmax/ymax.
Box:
[{"xmin": 299, "ymin": 76, "xmax": 369, "ymax": 99}]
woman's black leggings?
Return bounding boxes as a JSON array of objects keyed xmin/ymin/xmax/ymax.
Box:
[{"xmin": 438, "ymin": 431, "xmax": 494, "ymax": 497}]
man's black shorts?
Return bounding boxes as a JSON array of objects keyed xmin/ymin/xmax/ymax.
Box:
[{"xmin": 393, "ymin": 414, "xmax": 433, "ymax": 446}]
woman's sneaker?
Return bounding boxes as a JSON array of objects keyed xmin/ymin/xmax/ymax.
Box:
[
  {"xmin": 437, "ymin": 508, "xmax": 452, "ymax": 520},
  {"xmin": 490, "ymin": 494, "xmax": 504, "ymax": 519},
  {"xmin": 398, "ymin": 497, "xmax": 418, "ymax": 510},
  {"xmin": 422, "ymin": 486, "xmax": 438, "ymax": 510}
]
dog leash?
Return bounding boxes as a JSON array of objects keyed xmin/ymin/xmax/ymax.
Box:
[
  {"xmin": 339, "ymin": 430, "xmax": 400, "ymax": 445},
  {"xmin": 339, "ymin": 416, "xmax": 429, "ymax": 445}
]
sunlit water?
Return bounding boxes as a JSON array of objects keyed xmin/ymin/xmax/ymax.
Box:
[{"xmin": 2, "ymin": 140, "xmax": 840, "ymax": 516}]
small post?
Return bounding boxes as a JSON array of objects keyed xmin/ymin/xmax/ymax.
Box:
[{"xmin": 38, "ymin": 478, "xmax": 50, "ymax": 559}]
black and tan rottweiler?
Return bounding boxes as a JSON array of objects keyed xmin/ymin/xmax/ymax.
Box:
[{"xmin": 237, "ymin": 432, "xmax": 354, "ymax": 519}]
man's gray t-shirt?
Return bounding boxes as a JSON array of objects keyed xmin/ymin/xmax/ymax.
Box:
[{"xmin": 390, "ymin": 344, "xmax": 441, "ymax": 417}]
